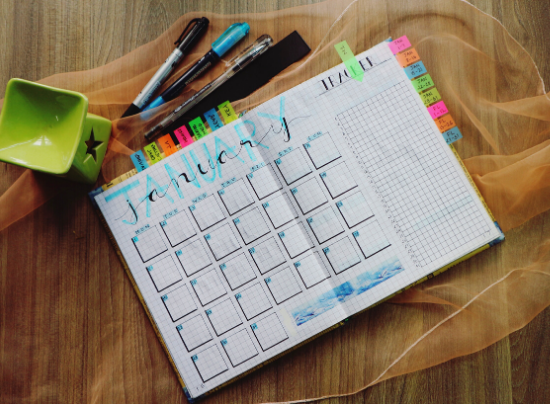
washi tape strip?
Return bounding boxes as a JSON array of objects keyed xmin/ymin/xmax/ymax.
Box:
[
  {"xmin": 158, "ymin": 134, "xmax": 177, "ymax": 157},
  {"xmin": 442, "ymin": 127, "xmax": 463, "ymax": 144},
  {"xmin": 420, "ymin": 88, "xmax": 442, "ymax": 106},
  {"xmin": 411, "ymin": 74, "xmax": 434, "ymax": 93},
  {"xmin": 403, "ymin": 61, "xmax": 427, "ymax": 79},
  {"xmin": 218, "ymin": 101, "xmax": 238, "ymax": 124},
  {"xmin": 204, "ymin": 108, "xmax": 224, "ymax": 131},
  {"xmin": 130, "ymin": 150, "xmax": 149, "ymax": 172},
  {"xmin": 334, "ymin": 40, "xmax": 364, "ymax": 82},
  {"xmin": 395, "ymin": 48, "xmax": 420, "ymax": 67},
  {"xmin": 434, "ymin": 114, "xmax": 456, "ymax": 133},
  {"xmin": 427, "ymin": 101, "xmax": 449, "ymax": 119},
  {"xmin": 144, "ymin": 142, "xmax": 163, "ymax": 165},
  {"xmin": 189, "ymin": 116, "xmax": 209, "ymax": 139},
  {"xmin": 174, "ymin": 125, "xmax": 195, "ymax": 148},
  {"xmin": 389, "ymin": 35, "xmax": 412, "ymax": 55}
]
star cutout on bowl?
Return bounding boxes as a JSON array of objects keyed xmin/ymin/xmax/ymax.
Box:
[{"xmin": 85, "ymin": 129, "xmax": 103, "ymax": 162}]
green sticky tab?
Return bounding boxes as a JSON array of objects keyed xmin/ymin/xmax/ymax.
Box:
[
  {"xmin": 218, "ymin": 101, "xmax": 238, "ymax": 124},
  {"xmin": 411, "ymin": 74, "xmax": 435, "ymax": 93},
  {"xmin": 420, "ymin": 88, "xmax": 442, "ymax": 106},
  {"xmin": 334, "ymin": 41, "xmax": 363, "ymax": 82},
  {"xmin": 189, "ymin": 117, "xmax": 209, "ymax": 140},
  {"xmin": 143, "ymin": 142, "xmax": 163, "ymax": 165}
]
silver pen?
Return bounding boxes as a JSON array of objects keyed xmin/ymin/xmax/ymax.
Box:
[{"xmin": 144, "ymin": 34, "xmax": 274, "ymax": 141}]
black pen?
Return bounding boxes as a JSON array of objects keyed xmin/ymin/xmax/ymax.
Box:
[
  {"xmin": 121, "ymin": 17, "xmax": 209, "ymax": 117},
  {"xmin": 142, "ymin": 22, "xmax": 250, "ymax": 112}
]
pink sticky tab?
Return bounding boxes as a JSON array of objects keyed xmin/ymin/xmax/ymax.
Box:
[
  {"xmin": 427, "ymin": 101, "xmax": 449, "ymax": 119},
  {"xmin": 174, "ymin": 125, "xmax": 194, "ymax": 148},
  {"xmin": 389, "ymin": 36, "xmax": 412, "ymax": 55}
]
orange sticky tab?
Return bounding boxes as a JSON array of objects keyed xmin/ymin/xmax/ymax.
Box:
[
  {"xmin": 434, "ymin": 115, "xmax": 456, "ymax": 133},
  {"xmin": 395, "ymin": 48, "xmax": 420, "ymax": 67},
  {"xmin": 158, "ymin": 134, "xmax": 177, "ymax": 157}
]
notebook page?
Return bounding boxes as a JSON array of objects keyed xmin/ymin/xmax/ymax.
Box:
[{"xmin": 95, "ymin": 40, "xmax": 501, "ymax": 399}]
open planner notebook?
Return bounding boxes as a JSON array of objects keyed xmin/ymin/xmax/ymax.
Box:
[{"xmin": 92, "ymin": 37, "xmax": 504, "ymax": 401}]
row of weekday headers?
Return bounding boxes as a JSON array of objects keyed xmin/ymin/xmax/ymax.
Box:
[{"xmin": 389, "ymin": 36, "xmax": 463, "ymax": 145}]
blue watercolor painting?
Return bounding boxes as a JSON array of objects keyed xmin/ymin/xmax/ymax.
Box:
[{"xmin": 292, "ymin": 257, "xmax": 404, "ymax": 326}]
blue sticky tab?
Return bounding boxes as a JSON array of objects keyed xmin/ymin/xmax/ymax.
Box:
[
  {"xmin": 404, "ymin": 61, "xmax": 427, "ymax": 79},
  {"xmin": 130, "ymin": 150, "xmax": 149, "ymax": 172},
  {"xmin": 442, "ymin": 127, "xmax": 463, "ymax": 144},
  {"xmin": 204, "ymin": 108, "xmax": 224, "ymax": 131}
]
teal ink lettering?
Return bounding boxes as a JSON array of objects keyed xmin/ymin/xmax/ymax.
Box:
[
  {"xmin": 189, "ymin": 144, "xmax": 216, "ymax": 183},
  {"xmin": 234, "ymin": 120, "xmax": 268, "ymax": 162},
  {"xmin": 145, "ymin": 174, "xmax": 174, "ymax": 218},
  {"xmin": 105, "ymin": 180, "xmax": 141, "ymax": 225}
]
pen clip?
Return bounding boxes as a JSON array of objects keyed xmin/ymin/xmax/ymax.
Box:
[{"xmin": 175, "ymin": 18, "xmax": 201, "ymax": 46}]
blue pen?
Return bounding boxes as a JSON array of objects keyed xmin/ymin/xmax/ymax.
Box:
[{"xmin": 143, "ymin": 22, "xmax": 250, "ymax": 112}]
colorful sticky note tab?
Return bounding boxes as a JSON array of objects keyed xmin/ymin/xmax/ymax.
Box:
[
  {"xmin": 389, "ymin": 36, "xmax": 412, "ymax": 54},
  {"xmin": 144, "ymin": 142, "xmax": 163, "ymax": 165},
  {"xmin": 189, "ymin": 117, "xmax": 209, "ymax": 139},
  {"xmin": 218, "ymin": 101, "xmax": 238, "ymax": 124},
  {"xmin": 395, "ymin": 48, "xmax": 420, "ymax": 67},
  {"xmin": 420, "ymin": 88, "xmax": 442, "ymax": 106},
  {"xmin": 334, "ymin": 40, "xmax": 364, "ymax": 82},
  {"xmin": 204, "ymin": 108, "xmax": 224, "ymax": 131},
  {"xmin": 130, "ymin": 150, "xmax": 149, "ymax": 172},
  {"xmin": 442, "ymin": 127, "xmax": 463, "ymax": 144},
  {"xmin": 158, "ymin": 134, "xmax": 177, "ymax": 157},
  {"xmin": 434, "ymin": 114, "xmax": 456, "ymax": 133},
  {"xmin": 427, "ymin": 101, "xmax": 449, "ymax": 119},
  {"xmin": 404, "ymin": 61, "xmax": 427, "ymax": 79},
  {"xmin": 411, "ymin": 74, "xmax": 435, "ymax": 93},
  {"xmin": 174, "ymin": 125, "xmax": 195, "ymax": 148}
]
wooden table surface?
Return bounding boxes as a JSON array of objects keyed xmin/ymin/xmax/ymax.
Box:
[{"xmin": 1, "ymin": 0, "xmax": 549, "ymax": 403}]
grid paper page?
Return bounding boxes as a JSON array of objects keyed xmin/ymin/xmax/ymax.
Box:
[{"xmin": 95, "ymin": 40, "xmax": 502, "ymax": 400}]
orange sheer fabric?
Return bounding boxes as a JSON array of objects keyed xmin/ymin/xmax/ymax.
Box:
[{"xmin": 1, "ymin": 0, "xmax": 549, "ymax": 402}]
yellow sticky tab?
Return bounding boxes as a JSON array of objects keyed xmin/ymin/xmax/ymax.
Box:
[
  {"xmin": 218, "ymin": 101, "xmax": 238, "ymax": 124},
  {"xmin": 334, "ymin": 41, "xmax": 364, "ymax": 82},
  {"xmin": 420, "ymin": 88, "xmax": 441, "ymax": 106},
  {"xmin": 143, "ymin": 142, "xmax": 163, "ymax": 165}
]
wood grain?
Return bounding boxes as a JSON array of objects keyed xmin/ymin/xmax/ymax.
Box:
[{"xmin": 1, "ymin": 0, "xmax": 549, "ymax": 403}]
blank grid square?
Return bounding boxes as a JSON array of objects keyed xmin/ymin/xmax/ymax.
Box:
[
  {"xmin": 189, "ymin": 195, "xmax": 226, "ymax": 231},
  {"xmin": 132, "ymin": 226, "xmax": 167, "ymax": 262},
  {"xmin": 278, "ymin": 222, "xmax": 314, "ymax": 258},
  {"xmin": 249, "ymin": 237, "xmax": 286, "ymax": 274},
  {"xmin": 176, "ymin": 239, "xmax": 211, "ymax": 277},
  {"xmin": 251, "ymin": 313, "xmax": 289, "ymax": 351},
  {"xmin": 177, "ymin": 314, "xmax": 212, "ymax": 352},
  {"xmin": 265, "ymin": 266, "xmax": 302, "ymax": 304},
  {"xmin": 192, "ymin": 345, "xmax": 228, "ymax": 382},
  {"xmin": 161, "ymin": 284, "xmax": 197, "ymax": 322},
  {"xmin": 221, "ymin": 329, "xmax": 259, "ymax": 367},
  {"xmin": 247, "ymin": 164, "xmax": 282, "ymax": 200},
  {"xmin": 204, "ymin": 223, "xmax": 241, "ymax": 260},
  {"xmin": 263, "ymin": 192, "xmax": 298, "ymax": 229},
  {"xmin": 235, "ymin": 283, "xmax": 272, "ymax": 320},
  {"xmin": 191, "ymin": 269, "xmax": 226, "ymax": 306},
  {"xmin": 218, "ymin": 179, "xmax": 255, "ymax": 215},
  {"xmin": 294, "ymin": 252, "xmax": 331, "ymax": 288},
  {"xmin": 220, "ymin": 253, "xmax": 257, "ymax": 290},
  {"xmin": 336, "ymin": 192, "xmax": 374, "ymax": 228},
  {"xmin": 303, "ymin": 133, "xmax": 341, "ymax": 168},
  {"xmin": 146, "ymin": 255, "xmax": 182, "ymax": 292},
  {"xmin": 353, "ymin": 219, "xmax": 391, "ymax": 258},
  {"xmin": 291, "ymin": 178, "xmax": 328, "ymax": 215},
  {"xmin": 323, "ymin": 236, "xmax": 362, "ymax": 274},
  {"xmin": 274, "ymin": 148, "xmax": 312, "ymax": 185},
  {"xmin": 307, "ymin": 207, "xmax": 344, "ymax": 244},
  {"xmin": 320, "ymin": 162, "xmax": 357, "ymax": 199},
  {"xmin": 206, "ymin": 298, "xmax": 242, "ymax": 336},
  {"xmin": 160, "ymin": 211, "xmax": 196, "ymax": 247},
  {"xmin": 233, "ymin": 207, "xmax": 270, "ymax": 245}
]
